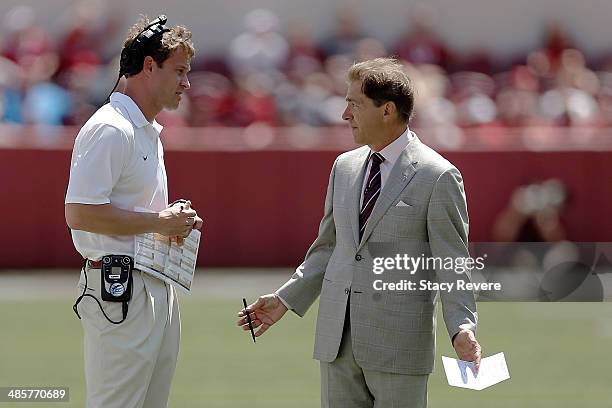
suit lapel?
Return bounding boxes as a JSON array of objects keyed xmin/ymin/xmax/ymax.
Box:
[
  {"xmin": 357, "ymin": 137, "xmax": 420, "ymax": 250},
  {"xmin": 349, "ymin": 149, "xmax": 370, "ymax": 248}
]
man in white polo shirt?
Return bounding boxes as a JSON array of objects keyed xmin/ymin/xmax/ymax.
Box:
[{"xmin": 65, "ymin": 16, "xmax": 199, "ymax": 408}]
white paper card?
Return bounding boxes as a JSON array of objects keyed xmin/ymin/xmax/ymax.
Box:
[
  {"xmin": 442, "ymin": 352, "xmax": 510, "ymax": 390},
  {"xmin": 134, "ymin": 229, "xmax": 201, "ymax": 293}
]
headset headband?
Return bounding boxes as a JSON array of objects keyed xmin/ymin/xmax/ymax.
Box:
[
  {"xmin": 120, "ymin": 14, "xmax": 170, "ymax": 77},
  {"xmin": 105, "ymin": 15, "xmax": 171, "ymax": 102},
  {"xmin": 130, "ymin": 15, "xmax": 169, "ymax": 52}
]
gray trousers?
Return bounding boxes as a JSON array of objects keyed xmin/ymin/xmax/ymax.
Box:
[{"xmin": 320, "ymin": 308, "xmax": 428, "ymax": 408}]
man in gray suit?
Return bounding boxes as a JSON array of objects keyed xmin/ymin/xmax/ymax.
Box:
[{"xmin": 238, "ymin": 58, "xmax": 481, "ymax": 407}]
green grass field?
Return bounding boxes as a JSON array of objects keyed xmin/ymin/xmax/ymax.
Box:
[{"xmin": 1, "ymin": 297, "xmax": 611, "ymax": 407}]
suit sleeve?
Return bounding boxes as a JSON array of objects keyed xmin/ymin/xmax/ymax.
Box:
[
  {"xmin": 276, "ymin": 158, "xmax": 338, "ymax": 317},
  {"xmin": 427, "ymin": 166, "xmax": 478, "ymax": 340}
]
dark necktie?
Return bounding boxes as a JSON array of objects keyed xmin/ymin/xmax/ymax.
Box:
[{"xmin": 359, "ymin": 152, "xmax": 385, "ymax": 240}]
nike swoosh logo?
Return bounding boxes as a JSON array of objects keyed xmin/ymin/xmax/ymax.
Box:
[{"xmin": 143, "ymin": 156, "xmax": 148, "ymax": 161}]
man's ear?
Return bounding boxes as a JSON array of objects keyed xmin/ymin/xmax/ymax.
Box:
[
  {"xmin": 383, "ymin": 101, "xmax": 397, "ymax": 119},
  {"xmin": 142, "ymin": 56, "xmax": 156, "ymax": 75}
]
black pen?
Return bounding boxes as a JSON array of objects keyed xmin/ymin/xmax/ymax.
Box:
[{"xmin": 243, "ymin": 298, "xmax": 256, "ymax": 343}]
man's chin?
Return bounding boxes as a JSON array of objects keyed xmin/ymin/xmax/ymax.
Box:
[
  {"xmin": 352, "ymin": 132, "xmax": 365, "ymax": 145},
  {"xmin": 164, "ymin": 102, "xmax": 180, "ymax": 111}
]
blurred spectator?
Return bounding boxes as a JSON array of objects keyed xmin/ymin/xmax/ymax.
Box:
[
  {"xmin": 0, "ymin": 56, "xmax": 24, "ymax": 123},
  {"xmin": 493, "ymin": 179, "xmax": 568, "ymax": 242},
  {"xmin": 56, "ymin": 0, "xmax": 118, "ymax": 76},
  {"xmin": 596, "ymin": 72, "xmax": 612, "ymax": 126},
  {"xmin": 187, "ymin": 72, "xmax": 238, "ymax": 126},
  {"xmin": 228, "ymin": 9, "xmax": 288, "ymax": 77},
  {"xmin": 23, "ymin": 75, "xmax": 72, "ymax": 126},
  {"xmin": 320, "ymin": 8, "xmax": 365, "ymax": 58},
  {"xmin": 393, "ymin": 5, "xmax": 451, "ymax": 69},
  {"xmin": 285, "ymin": 22, "xmax": 325, "ymax": 79},
  {"xmin": 1, "ymin": 7, "xmax": 611, "ymax": 133},
  {"xmin": 2, "ymin": 6, "xmax": 53, "ymax": 66},
  {"xmin": 58, "ymin": 63, "xmax": 103, "ymax": 125},
  {"xmin": 410, "ymin": 63, "xmax": 465, "ymax": 148},
  {"xmin": 540, "ymin": 22, "xmax": 575, "ymax": 74},
  {"xmin": 282, "ymin": 71, "xmax": 343, "ymax": 126},
  {"xmin": 450, "ymin": 71, "xmax": 497, "ymax": 127},
  {"xmin": 354, "ymin": 37, "xmax": 387, "ymax": 62},
  {"xmin": 0, "ymin": 4, "xmax": 72, "ymax": 128},
  {"xmin": 234, "ymin": 72, "xmax": 280, "ymax": 125},
  {"xmin": 494, "ymin": 66, "xmax": 540, "ymax": 127},
  {"xmin": 536, "ymin": 49, "xmax": 601, "ymax": 127}
]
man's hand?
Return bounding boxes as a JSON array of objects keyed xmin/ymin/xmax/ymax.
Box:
[
  {"xmin": 172, "ymin": 201, "xmax": 204, "ymax": 229},
  {"xmin": 167, "ymin": 200, "xmax": 204, "ymax": 245},
  {"xmin": 158, "ymin": 204, "xmax": 197, "ymax": 238},
  {"xmin": 453, "ymin": 329, "xmax": 482, "ymax": 373},
  {"xmin": 237, "ymin": 294, "xmax": 288, "ymax": 338}
]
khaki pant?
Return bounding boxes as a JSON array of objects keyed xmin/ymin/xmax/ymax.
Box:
[{"xmin": 76, "ymin": 266, "xmax": 180, "ymax": 408}]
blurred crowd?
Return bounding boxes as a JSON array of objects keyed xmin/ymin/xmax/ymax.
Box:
[{"xmin": 2, "ymin": 4, "xmax": 612, "ymax": 131}]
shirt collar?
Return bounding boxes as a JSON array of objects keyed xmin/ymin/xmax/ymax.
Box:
[
  {"xmin": 370, "ymin": 127, "xmax": 412, "ymax": 167},
  {"xmin": 110, "ymin": 92, "xmax": 164, "ymax": 134}
]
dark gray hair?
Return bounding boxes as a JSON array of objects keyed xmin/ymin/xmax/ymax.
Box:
[{"xmin": 348, "ymin": 58, "xmax": 414, "ymax": 122}]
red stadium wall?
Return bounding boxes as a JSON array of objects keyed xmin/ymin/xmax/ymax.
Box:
[{"xmin": 1, "ymin": 144, "xmax": 611, "ymax": 269}]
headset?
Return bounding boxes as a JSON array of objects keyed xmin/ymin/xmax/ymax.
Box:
[{"xmin": 105, "ymin": 15, "xmax": 170, "ymax": 101}]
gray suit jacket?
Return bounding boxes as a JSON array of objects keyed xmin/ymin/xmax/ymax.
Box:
[{"xmin": 277, "ymin": 133, "xmax": 477, "ymax": 375}]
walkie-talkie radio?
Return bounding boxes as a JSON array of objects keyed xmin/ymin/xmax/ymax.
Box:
[
  {"xmin": 101, "ymin": 255, "xmax": 133, "ymax": 302},
  {"xmin": 73, "ymin": 254, "xmax": 134, "ymax": 324}
]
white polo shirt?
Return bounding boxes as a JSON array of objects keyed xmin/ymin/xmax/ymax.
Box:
[{"xmin": 65, "ymin": 92, "xmax": 168, "ymax": 260}]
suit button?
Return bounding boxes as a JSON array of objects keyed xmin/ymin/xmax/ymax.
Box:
[
  {"xmin": 344, "ymin": 288, "xmax": 350, "ymax": 294},
  {"xmin": 355, "ymin": 254, "xmax": 362, "ymax": 261}
]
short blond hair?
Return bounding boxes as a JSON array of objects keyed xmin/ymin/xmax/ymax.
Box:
[{"xmin": 348, "ymin": 58, "xmax": 414, "ymax": 122}]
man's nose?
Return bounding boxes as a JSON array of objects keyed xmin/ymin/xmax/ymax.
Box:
[
  {"xmin": 342, "ymin": 106, "xmax": 352, "ymax": 121},
  {"xmin": 181, "ymin": 76, "xmax": 190, "ymax": 90}
]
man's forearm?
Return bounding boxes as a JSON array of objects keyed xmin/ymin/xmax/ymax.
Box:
[{"xmin": 65, "ymin": 203, "xmax": 160, "ymax": 236}]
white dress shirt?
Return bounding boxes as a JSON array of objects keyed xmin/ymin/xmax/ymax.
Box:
[{"xmin": 360, "ymin": 127, "xmax": 413, "ymax": 206}]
